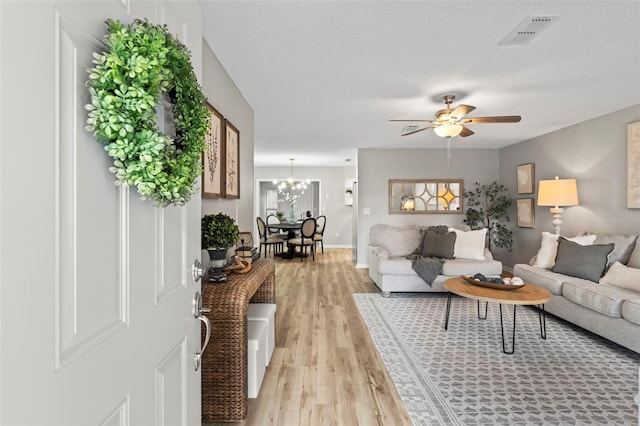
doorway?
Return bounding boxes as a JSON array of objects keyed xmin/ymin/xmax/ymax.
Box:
[{"xmin": 257, "ymin": 180, "xmax": 321, "ymax": 221}]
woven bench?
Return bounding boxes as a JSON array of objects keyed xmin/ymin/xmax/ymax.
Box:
[{"xmin": 201, "ymin": 258, "xmax": 276, "ymax": 423}]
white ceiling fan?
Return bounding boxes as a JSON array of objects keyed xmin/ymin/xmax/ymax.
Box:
[{"xmin": 390, "ymin": 95, "xmax": 522, "ymax": 138}]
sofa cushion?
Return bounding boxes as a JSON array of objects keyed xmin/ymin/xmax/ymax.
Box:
[
  {"xmin": 622, "ymin": 299, "xmax": 640, "ymax": 326},
  {"xmin": 562, "ymin": 280, "xmax": 635, "ymax": 317},
  {"xmin": 512, "ymin": 264, "xmax": 565, "ymax": 295},
  {"xmin": 448, "ymin": 228, "xmax": 487, "ymax": 260},
  {"xmin": 533, "ymin": 232, "xmax": 596, "ymax": 269},
  {"xmin": 599, "ymin": 261, "xmax": 640, "ymax": 293},
  {"xmin": 551, "ymin": 237, "xmax": 614, "ymax": 282},
  {"xmin": 421, "ymin": 230, "xmax": 456, "ymax": 259},
  {"xmin": 369, "ymin": 224, "xmax": 421, "ymax": 256},
  {"xmin": 594, "ymin": 233, "xmax": 638, "ymax": 265},
  {"xmin": 441, "ymin": 258, "xmax": 502, "ymax": 276}
]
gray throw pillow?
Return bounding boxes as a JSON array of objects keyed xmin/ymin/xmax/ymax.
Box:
[
  {"xmin": 593, "ymin": 233, "xmax": 638, "ymax": 265},
  {"xmin": 421, "ymin": 230, "xmax": 456, "ymax": 259},
  {"xmin": 551, "ymin": 237, "xmax": 614, "ymax": 282}
]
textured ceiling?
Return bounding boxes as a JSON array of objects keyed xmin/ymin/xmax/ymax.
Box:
[{"xmin": 200, "ymin": 1, "xmax": 640, "ymax": 167}]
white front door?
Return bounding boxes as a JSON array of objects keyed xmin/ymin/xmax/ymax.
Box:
[{"xmin": 0, "ymin": 1, "xmax": 204, "ymax": 424}]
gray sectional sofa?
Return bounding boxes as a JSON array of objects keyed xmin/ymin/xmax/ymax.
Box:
[
  {"xmin": 513, "ymin": 231, "xmax": 640, "ymax": 354},
  {"xmin": 368, "ymin": 224, "xmax": 502, "ymax": 296}
]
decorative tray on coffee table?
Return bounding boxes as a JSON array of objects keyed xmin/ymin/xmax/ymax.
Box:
[{"xmin": 462, "ymin": 275, "xmax": 526, "ymax": 291}]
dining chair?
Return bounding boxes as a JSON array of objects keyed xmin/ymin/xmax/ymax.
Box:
[
  {"xmin": 314, "ymin": 215, "xmax": 326, "ymax": 254},
  {"xmin": 287, "ymin": 217, "xmax": 317, "ymax": 262},
  {"xmin": 256, "ymin": 217, "xmax": 285, "ymax": 257},
  {"xmin": 266, "ymin": 214, "xmax": 282, "ymax": 236}
]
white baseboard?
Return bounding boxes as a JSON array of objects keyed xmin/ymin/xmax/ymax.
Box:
[{"xmin": 355, "ymin": 263, "xmax": 369, "ymax": 269}]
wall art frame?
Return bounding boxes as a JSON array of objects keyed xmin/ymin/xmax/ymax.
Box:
[
  {"xmin": 516, "ymin": 162, "xmax": 535, "ymax": 194},
  {"xmin": 202, "ymin": 103, "xmax": 225, "ymax": 198},
  {"xmin": 627, "ymin": 121, "xmax": 640, "ymax": 208},
  {"xmin": 224, "ymin": 120, "xmax": 240, "ymax": 199},
  {"xmin": 516, "ymin": 198, "xmax": 535, "ymax": 228}
]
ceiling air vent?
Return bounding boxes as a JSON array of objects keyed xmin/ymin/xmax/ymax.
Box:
[
  {"xmin": 402, "ymin": 125, "xmax": 420, "ymax": 133},
  {"xmin": 499, "ymin": 16, "xmax": 558, "ymax": 45}
]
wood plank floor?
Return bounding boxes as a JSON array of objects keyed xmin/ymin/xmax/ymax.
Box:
[{"xmin": 204, "ymin": 248, "xmax": 412, "ymax": 426}]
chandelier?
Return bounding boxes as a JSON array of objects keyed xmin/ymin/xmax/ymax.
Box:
[{"xmin": 273, "ymin": 158, "xmax": 310, "ymax": 194}]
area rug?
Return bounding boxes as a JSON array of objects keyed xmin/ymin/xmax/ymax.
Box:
[{"xmin": 353, "ymin": 293, "xmax": 640, "ymax": 425}]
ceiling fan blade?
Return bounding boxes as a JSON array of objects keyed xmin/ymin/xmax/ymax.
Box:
[
  {"xmin": 450, "ymin": 104, "xmax": 476, "ymax": 121},
  {"xmin": 462, "ymin": 115, "xmax": 522, "ymax": 124},
  {"xmin": 389, "ymin": 119, "xmax": 436, "ymax": 123},
  {"xmin": 401, "ymin": 125, "xmax": 436, "ymax": 136},
  {"xmin": 459, "ymin": 126, "xmax": 475, "ymax": 137}
]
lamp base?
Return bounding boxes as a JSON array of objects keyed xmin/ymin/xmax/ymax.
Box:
[{"xmin": 549, "ymin": 207, "xmax": 564, "ymax": 235}]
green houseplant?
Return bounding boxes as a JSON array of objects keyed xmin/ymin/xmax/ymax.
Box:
[
  {"xmin": 201, "ymin": 213, "xmax": 240, "ymax": 282},
  {"xmin": 463, "ymin": 182, "xmax": 514, "ymax": 252},
  {"xmin": 275, "ymin": 211, "xmax": 286, "ymax": 222}
]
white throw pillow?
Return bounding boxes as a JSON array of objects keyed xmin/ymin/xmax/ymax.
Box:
[
  {"xmin": 448, "ymin": 228, "xmax": 487, "ymax": 260},
  {"xmin": 533, "ymin": 232, "xmax": 596, "ymax": 269},
  {"xmin": 599, "ymin": 261, "xmax": 640, "ymax": 293}
]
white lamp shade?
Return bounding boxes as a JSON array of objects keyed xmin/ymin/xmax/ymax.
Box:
[{"xmin": 537, "ymin": 177, "xmax": 579, "ymax": 207}]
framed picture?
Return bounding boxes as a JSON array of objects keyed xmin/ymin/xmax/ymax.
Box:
[
  {"xmin": 627, "ymin": 121, "xmax": 640, "ymax": 208},
  {"xmin": 516, "ymin": 163, "xmax": 535, "ymax": 194},
  {"xmin": 202, "ymin": 103, "xmax": 224, "ymax": 198},
  {"xmin": 517, "ymin": 198, "xmax": 535, "ymax": 228},
  {"xmin": 224, "ymin": 120, "xmax": 240, "ymax": 199}
]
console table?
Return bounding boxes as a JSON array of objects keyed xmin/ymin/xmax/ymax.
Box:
[{"xmin": 200, "ymin": 258, "xmax": 276, "ymax": 423}]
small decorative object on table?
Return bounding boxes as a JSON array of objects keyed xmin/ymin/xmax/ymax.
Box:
[
  {"xmin": 202, "ymin": 213, "xmax": 240, "ymax": 283},
  {"xmin": 236, "ymin": 231, "xmax": 257, "ymax": 264},
  {"xmin": 463, "ymin": 273, "xmax": 526, "ymax": 290}
]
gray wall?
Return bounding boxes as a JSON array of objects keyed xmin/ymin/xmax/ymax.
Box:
[
  {"xmin": 201, "ymin": 40, "xmax": 255, "ymax": 234},
  {"xmin": 356, "ymin": 148, "xmax": 500, "ymax": 267},
  {"xmin": 255, "ymin": 166, "xmax": 355, "ymax": 247},
  {"xmin": 498, "ymin": 105, "xmax": 640, "ymax": 269}
]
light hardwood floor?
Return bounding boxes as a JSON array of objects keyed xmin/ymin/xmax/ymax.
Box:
[{"xmin": 204, "ymin": 248, "xmax": 412, "ymax": 426}]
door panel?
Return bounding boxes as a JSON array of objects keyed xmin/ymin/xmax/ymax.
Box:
[
  {"xmin": 56, "ymin": 11, "xmax": 128, "ymax": 368},
  {"xmin": 0, "ymin": 1, "xmax": 203, "ymax": 424}
]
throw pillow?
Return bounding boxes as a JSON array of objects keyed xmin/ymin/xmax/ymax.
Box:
[
  {"xmin": 593, "ymin": 233, "xmax": 638, "ymax": 265},
  {"xmin": 599, "ymin": 261, "xmax": 640, "ymax": 293},
  {"xmin": 551, "ymin": 237, "xmax": 614, "ymax": 282},
  {"xmin": 533, "ymin": 232, "xmax": 597, "ymax": 269},
  {"xmin": 421, "ymin": 230, "xmax": 456, "ymax": 259},
  {"xmin": 448, "ymin": 228, "xmax": 487, "ymax": 260}
]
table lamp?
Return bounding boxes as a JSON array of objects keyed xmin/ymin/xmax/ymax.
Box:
[{"xmin": 537, "ymin": 176, "xmax": 579, "ymax": 235}]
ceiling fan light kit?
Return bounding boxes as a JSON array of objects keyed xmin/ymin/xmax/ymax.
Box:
[
  {"xmin": 434, "ymin": 122, "xmax": 463, "ymax": 138},
  {"xmin": 390, "ymin": 94, "xmax": 521, "ymax": 139}
]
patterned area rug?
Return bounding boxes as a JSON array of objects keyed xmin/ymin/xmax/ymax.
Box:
[{"xmin": 353, "ymin": 293, "xmax": 640, "ymax": 425}]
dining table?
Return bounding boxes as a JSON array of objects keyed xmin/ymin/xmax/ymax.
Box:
[{"xmin": 267, "ymin": 221, "xmax": 304, "ymax": 259}]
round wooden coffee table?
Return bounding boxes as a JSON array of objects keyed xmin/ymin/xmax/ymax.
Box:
[{"xmin": 444, "ymin": 276, "xmax": 552, "ymax": 354}]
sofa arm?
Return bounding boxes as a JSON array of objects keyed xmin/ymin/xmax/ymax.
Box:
[{"xmin": 372, "ymin": 246, "xmax": 390, "ymax": 260}]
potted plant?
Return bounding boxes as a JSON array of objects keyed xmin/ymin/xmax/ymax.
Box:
[
  {"xmin": 201, "ymin": 213, "xmax": 240, "ymax": 282},
  {"xmin": 463, "ymin": 182, "xmax": 514, "ymax": 252},
  {"xmin": 275, "ymin": 210, "xmax": 286, "ymax": 223}
]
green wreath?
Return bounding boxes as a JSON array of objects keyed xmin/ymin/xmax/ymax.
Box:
[{"xmin": 85, "ymin": 19, "xmax": 211, "ymax": 206}]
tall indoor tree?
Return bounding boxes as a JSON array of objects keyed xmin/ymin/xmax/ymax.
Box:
[{"xmin": 463, "ymin": 182, "xmax": 514, "ymax": 251}]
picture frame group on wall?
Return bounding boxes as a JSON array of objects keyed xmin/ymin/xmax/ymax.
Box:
[
  {"xmin": 201, "ymin": 102, "xmax": 240, "ymax": 199},
  {"xmin": 516, "ymin": 162, "xmax": 535, "ymax": 194}
]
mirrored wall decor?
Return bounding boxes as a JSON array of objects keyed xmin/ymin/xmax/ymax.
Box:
[{"xmin": 389, "ymin": 179, "xmax": 463, "ymax": 214}]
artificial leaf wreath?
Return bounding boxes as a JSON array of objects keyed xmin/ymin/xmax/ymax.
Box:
[{"xmin": 85, "ymin": 19, "xmax": 211, "ymax": 206}]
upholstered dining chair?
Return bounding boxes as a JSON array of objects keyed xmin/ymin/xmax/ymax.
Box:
[
  {"xmin": 256, "ymin": 217, "xmax": 285, "ymax": 257},
  {"xmin": 313, "ymin": 215, "xmax": 326, "ymax": 254},
  {"xmin": 287, "ymin": 217, "xmax": 316, "ymax": 262},
  {"xmin": 266, "ymin": 214, "xmax": 282, "ymax": 236}
]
